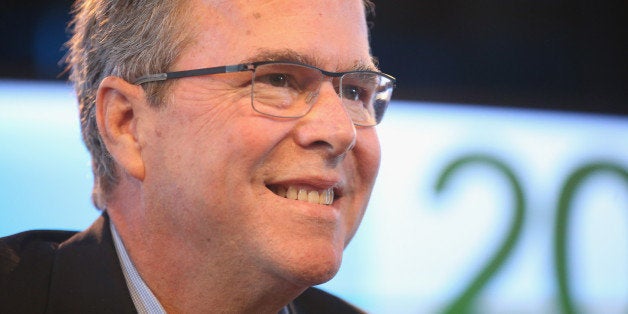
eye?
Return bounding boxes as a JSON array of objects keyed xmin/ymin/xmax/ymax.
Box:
[
  {"xmin": 257, "ymin": 73, "xmax": 294, "ymax": 88},
  {"xmin": 268, "ymin": 74, "xmax": 288, "ymax": 87},
  {"xmin": 342, "ymin": 85, "xmax": 362, "ymax": 102}
]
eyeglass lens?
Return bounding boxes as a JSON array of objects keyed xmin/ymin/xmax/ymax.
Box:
[{"xmin": 251, "ymin": 63, "xmax": 393, "ymax": 126}]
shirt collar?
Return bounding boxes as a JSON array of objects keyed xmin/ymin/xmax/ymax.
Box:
[{"xmin": 110, "ymin": 221, "xmax": 167, "ymax": 314}]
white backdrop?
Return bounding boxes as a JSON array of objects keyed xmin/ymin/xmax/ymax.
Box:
[{"xmin": 1, "ymin": 80, "xmax": 627, "ymax": 313}]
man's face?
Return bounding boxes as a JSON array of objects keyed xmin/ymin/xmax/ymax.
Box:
[{"xmin": 138, "ymin": 0, "xmax": 380, "ymax": 286}]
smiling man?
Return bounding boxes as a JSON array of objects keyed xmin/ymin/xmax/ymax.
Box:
[{"xmin": 0, "ymin": 0, "xmax": 395, "ymax": 313}]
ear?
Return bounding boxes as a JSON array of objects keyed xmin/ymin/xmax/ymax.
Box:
[{"xmin": 96, "ymin": 76, "xmax": 146, "ymax": 181}]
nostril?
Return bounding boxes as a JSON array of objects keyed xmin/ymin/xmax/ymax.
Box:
[{"xmin": 311, "ymin": 140, "xmax": 330, "ymax": 148}]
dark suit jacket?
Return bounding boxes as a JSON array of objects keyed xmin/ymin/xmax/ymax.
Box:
[{"xmin": 0, "ymin": 213, "xmax": 364, "ymax": 313}]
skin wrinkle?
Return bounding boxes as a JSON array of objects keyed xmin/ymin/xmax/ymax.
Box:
[{"xmin": 176, "ymin": 85, "xmax": 246, "ymax": 119}]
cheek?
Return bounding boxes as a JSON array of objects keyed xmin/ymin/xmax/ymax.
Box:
[
  {"xmin": 341, "ymin": 129, "xmax": 381, "ymax": 241},
  {"xmin": 138, "ymin": 100, "xmax": 239, "ymax": 196},
  {"xmin": 154, "ymin": 91, "xmax": 249, "ymax": 162},
  {"xmin": 355, "ymin": 129, "xmax": 382, "ymax": 183}
]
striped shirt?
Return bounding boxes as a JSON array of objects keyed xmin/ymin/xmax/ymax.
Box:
[{"xmin": 110, "ymin": 222, "xmax": 167, "ymax": 314}]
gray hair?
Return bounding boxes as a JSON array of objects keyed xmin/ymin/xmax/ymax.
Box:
[
  {"xmin": 66, "ymin": 0, "xmax": 376, "ymax": 210},
  {"xmin": 66, "ymin": 0, "xmax": 192, "ymax": 209}
]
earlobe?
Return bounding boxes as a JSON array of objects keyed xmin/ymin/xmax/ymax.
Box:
[{"xmin": 96, "ymin": 76, "xmax": 146, "ymax": 181}]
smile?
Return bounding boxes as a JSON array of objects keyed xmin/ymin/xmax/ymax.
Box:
[{"xmin": 268, "ymin": 185, "xmax": 335, "ymax": 205}]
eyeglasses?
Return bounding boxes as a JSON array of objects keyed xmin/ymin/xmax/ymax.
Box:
[{"xmin": 133, "ymin": 61, "xmax": 396, "ymax": 126}]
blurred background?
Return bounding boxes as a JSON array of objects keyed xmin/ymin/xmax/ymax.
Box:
[
  {"xmin": 1, "ymin": 0, "xmax": 626, "ymax": 114},
  {"xmin": 1, "ymin": 1, "xmax": 627, "ymax": 313}
]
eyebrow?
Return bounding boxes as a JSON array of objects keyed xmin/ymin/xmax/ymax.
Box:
[{"xmin": 242, "ymin": 48, "xmax": 379, "ymax": 72}]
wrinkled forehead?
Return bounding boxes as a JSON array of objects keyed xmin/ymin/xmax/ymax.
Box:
[{"xmin": 179, "ymin": 0, "xmax": 374, "ymax": 72}]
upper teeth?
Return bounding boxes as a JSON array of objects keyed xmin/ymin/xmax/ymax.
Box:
[{"xmin": 274, "ymin": 186, "xmax": 334, "ymax": 205}]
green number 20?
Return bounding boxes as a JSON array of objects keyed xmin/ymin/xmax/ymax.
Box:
[{"xmin": 434, "ymin": 154, "xmax": 627, "ymax": 314}]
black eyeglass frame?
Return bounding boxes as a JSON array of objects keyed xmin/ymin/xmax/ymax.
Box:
[
  {"xmin": 133, "ymin": 60, "xmax": 395, "ymax": 85},
  {"xmin": 132, "ymin": 61, "xmax": 396, "ymax": 125}
]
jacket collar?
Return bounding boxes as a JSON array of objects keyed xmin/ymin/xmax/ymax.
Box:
[{"xmin": 46, "ymin": 212, "xmax": 136, "ymax": 313}]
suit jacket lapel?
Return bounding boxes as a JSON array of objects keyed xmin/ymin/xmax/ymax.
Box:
[{"xmin": 46, "ymin": 213, "xmax": 136, "ymax": 313}]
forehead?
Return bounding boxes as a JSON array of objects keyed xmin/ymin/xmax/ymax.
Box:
[{"xmin": 179, "ymin": 0, "xmax": 374, "ymax": 71}]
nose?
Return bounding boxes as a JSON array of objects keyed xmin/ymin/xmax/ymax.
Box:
[{"xmin": 293, "ymin": 81, "xmax": 357, "ymax": 160}]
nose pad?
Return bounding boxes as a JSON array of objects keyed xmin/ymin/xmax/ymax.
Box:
[{"xmin": 305, "ymin": 90, "xmax": 320, "ymax": 104}]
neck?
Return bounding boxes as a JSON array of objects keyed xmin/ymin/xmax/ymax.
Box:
[{"xmin": 106, "ymin": 182, "xmax": 305, "ymax": 313}]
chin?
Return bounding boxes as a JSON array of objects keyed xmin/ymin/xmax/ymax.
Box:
[
  {"xmin": 297, "ymin": 258, "xmax": 342, "ymax": 286},
  {"xmin": 276, "ymin": 240, "xmax": 345, "ymax": 287}
]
